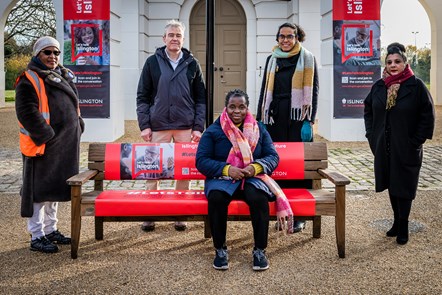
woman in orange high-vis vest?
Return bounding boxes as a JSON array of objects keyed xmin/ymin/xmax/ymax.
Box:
[{"xmin": 15, "ymin": 36, "xmax": 84, "ymax": 254}]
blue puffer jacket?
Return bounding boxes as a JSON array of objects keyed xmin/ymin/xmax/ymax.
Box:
[{"xmin": 196, "ymin": 118, "xmax": 279, "ymax": 198}]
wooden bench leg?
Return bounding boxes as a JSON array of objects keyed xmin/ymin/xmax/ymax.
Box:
[
  {"xmin": 335, "ymin": 186, "xmax": 346, "ymax": 258},
  {"xmin": 71, "ymin": 186, "xmax": 82, "ymax": 259},
  {"xmin": 95, "ymin": 217, "xmax": 104, "ymax": 240},
  {"xmin": 312, "ymin": 216, "xmax": 321, "ymax": 238},
  {"xmin": 204, "ymin": 216, "xmax": 211, "ymax": 239}
]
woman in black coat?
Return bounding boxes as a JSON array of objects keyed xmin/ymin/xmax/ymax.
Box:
[
  {"xmin": 15, "ymin": 36, "xmax": 84, "ymax": 253},
  {"xmin": 364, "ymin": 42, "xmax": 434, "ymax": 245}
]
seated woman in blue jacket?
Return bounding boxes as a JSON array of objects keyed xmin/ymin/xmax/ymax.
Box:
[{"xmin": 196, "ymin": 89, "xmax": 293, "ymax": 271}]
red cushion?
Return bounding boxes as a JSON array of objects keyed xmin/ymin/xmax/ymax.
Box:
[{"xmin": 95, "ymin": 189, "xmax": 316, "ymax": 217}]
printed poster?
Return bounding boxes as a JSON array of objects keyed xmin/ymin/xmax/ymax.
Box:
[
  {"xmin": 63, "ymin": 0, "xmax": 110, "ymax": 118},
  {"xmin": 104, "ymin": 143, "xmax": 306, "ymax": 181},
  {"xmin": 333, "ymin": 0, "xmax": 381, "ymax": 118}
]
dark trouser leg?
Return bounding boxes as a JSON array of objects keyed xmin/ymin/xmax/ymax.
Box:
[
  {"xmin": 387, "ymin": 192, "xmax": 400, "ymax": 236},
  {"xmin": 396, "ymin": 198, "xmax": 412, "ymax": 245},
  {"xmin": 207, "ymin": 190, "xmax": 232, "ymax": 249},
  {"xmin": 242, "ymin": 184, "xmax": 270, "ymax": 250}
]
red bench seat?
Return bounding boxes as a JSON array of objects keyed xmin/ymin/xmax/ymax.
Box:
[{"xmin": 95, "ymin": 189, "xmax": 315, "ymax": 217}]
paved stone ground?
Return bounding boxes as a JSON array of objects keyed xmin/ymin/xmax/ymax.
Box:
[{"xmin": 1, "ymin": 143, "xmax": 441, "ymax": 193}]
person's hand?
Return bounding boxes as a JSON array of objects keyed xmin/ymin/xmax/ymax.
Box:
[
  {"xmin": 243, "ymin": 165, "xmax": 255, "ymax": 178},
  {"xmin": 228, "ymin": 166, "xmax": 248, "ymax": 181},
  {"xmin": 191, "ymin": 130, "xmax": 202, "ymax": 142},
  {"xmin": 140, "ymin": 128, "xmax": 152, "ymax": 142},
  {"xmin": 301, "ymin": 121, "xmax": 313, "ymax": 142}
]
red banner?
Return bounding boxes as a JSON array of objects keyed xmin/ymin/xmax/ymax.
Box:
[
  {"xmin": 104, "ymin": 143, "xmax": 306, "ymax": 181},
  {"xmin": 333, "ymin": 0, "xmax": 380, "ymax": 21},
  {"xmin": 63, "ymin": 0, "xmax": 110, "ymax": 20}
]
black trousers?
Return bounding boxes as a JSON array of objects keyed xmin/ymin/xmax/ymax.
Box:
[{"xmin": 207, "ymin": 183, "xmax": 270, "ymax": 250}]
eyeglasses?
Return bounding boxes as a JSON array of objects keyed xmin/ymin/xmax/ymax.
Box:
[
  {"xmin": 41, "ymin": 50, "xmax": 61, "ymax": 56},
  {"xmin": 278, "ymin": 34, "xmax": 296, "ymax": 41}
]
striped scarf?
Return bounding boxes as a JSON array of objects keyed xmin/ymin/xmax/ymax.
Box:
[
  {"xmin": 220, "ymin": 109, "xmax": 294, "ymax": 234},
  {"xmin": 261, "ymin": 42, "xmax": 315, "ymax": 124}
]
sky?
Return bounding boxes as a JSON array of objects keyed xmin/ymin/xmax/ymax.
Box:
[{"xmin": 380, "ymin": 0, "xmax": 431, "ymax": 49}]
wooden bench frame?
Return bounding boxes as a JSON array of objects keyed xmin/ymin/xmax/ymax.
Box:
[{"xmin": 67, "ymin": 142, "xmax": 350, "ymax": 259}]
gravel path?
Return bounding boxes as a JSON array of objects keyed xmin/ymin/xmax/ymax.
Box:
[{"xmin": 1, "ymin": 103, "xmax": 441, "ymax": 294}]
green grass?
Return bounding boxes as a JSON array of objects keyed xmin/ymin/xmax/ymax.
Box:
[{"xmin": 5, "ymin": 90, "xmax": 15, "ymax": 102}]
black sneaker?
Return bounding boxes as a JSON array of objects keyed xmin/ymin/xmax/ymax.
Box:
[
  {"xmin": 213, "ymin": 248, "xmax": 229, "ymax": 270},
  {"xmin": 252, "ymin": 248, "xmax": 269, "ymax": 271},
  {"xmin": 30, "ymin": 236, "xmax": 58, "ymax": 253},
  {"xmin": 293, "ymin": 220, "xmax": 306, "ymax": 233},
  {"xmin": 45, "ymin": 230, "xmax": 71, "ymax": 244}
]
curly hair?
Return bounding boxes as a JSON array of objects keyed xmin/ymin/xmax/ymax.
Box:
[
  {"xmin": 224, "ymin": 89, "xmax": 249, "ymax": 107},
  {"xmin": 74, "ymin": 22, "xmax": 99, "ymax": 48},
  {"xmin": 275, "ymin": 22, "xmax": 306, "ymax": 42}
]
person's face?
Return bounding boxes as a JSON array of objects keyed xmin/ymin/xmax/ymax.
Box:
[
  {"xmin": 277, "ymin": 26, "xmax": 297, "ymax": 52},
  {"xmin": 81, "ymin": 27, "xmax": 95, "ymax": 45},
  {"xmin": 37, "ymin": 46, "xmax": 60, "ymax": 70},
  {"xmin": 385, "ymin": 53, "xmax": 406, "ymax": 76},
  {"xmin": 144, "ymin": 147, "xmax": 159, "ymax": 164},
  {"xmin": 355, "ymin": 29, "xmax": 368, "ymax": 45},
  {"xmin": 163, "ymin": 26, "xmax": 184, "ymax": 53},
  {"xmin": 226, "ymin": 95, "xmax": 248, "ymax": 124}
]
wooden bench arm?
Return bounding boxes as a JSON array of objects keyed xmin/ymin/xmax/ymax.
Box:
[
  {"xmin": 67, "ymin": 170, "xmax": 99, "ymax": 186},
  {"xmin": 318, "ymin": 169, "xmax": 350, "ymax": 186}
]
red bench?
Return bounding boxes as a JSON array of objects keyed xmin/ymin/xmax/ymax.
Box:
[{"xmin": 67, "ymin": 142, "xmax": 350, "ymax": 259}]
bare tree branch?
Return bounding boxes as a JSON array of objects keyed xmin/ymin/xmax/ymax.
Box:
[{"xmin": 5, "ymin": 0, "xmax": 56, "ymax": 53}]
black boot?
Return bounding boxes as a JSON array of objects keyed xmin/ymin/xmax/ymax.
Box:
[
  {"xmin": 396, "ymin": 219, "xmax": 409, "ymax": 245},
  {"xmin": 386, "ymin": 221, "xmax": 398, "ymax": 237},
  {"xmin": 387, "ymin": 194, "xmax": 399, "ymax": 237}
]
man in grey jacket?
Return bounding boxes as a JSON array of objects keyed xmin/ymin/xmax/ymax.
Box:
[{"xmin": 136, "ymin": 19, "xmax": 206, "ymax": 232}]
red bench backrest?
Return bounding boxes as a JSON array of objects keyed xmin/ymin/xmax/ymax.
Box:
[{"xmin": 103, "ymin": 142, "xmax": 307, "ymax": 181}]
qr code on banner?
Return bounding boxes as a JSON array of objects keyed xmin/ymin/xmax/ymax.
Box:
[{"xmin": 182, "ymin": 168, "xmax": 189, "ymax": 175}]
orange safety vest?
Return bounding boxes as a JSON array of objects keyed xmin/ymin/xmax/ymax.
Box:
[{"xmin": 17, "ymin": 70, "xmax": 50, "ymax": 157}]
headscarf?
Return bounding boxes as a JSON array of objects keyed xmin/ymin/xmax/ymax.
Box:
[
  {"xmin": 383, "ymin": 64, "xmax": 414, "ymax": 110},
  {"xmin": 261, "ymin": 42, "xmax": 315, "ymax": 124},
  {"xmin": 220, "ymin": 108, "xmax": 294, "ymax": 234}
]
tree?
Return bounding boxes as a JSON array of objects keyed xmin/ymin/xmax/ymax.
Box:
[
  {"xmin": 414, "ymin": 48, "xmax": 431, "ymax": 83},
  {"xmin": 4, "ymin": 0, "xmax": 56, "ymax": 54}
]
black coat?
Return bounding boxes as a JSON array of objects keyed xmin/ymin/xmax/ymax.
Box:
[
  {"xmin": 364, "ymin": 75, "xmax": 434, "ymax": 199},
  {"xmin": 15, "ymin": 58, "xmax": 84, "ymax": 216}
]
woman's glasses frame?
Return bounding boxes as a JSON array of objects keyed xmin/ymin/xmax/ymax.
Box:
[
  {"xmin": 277, "ymin": 34, "xmax": 296, "ymax": 41},
  {"xmin": 40, "ymin": 50, "xmax": 61, "ymax": 56}
]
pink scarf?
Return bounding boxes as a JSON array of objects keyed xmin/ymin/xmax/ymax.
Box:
[{"xmin": 220, "ymin": 109, "xmax": 294, "ymax": 234}]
